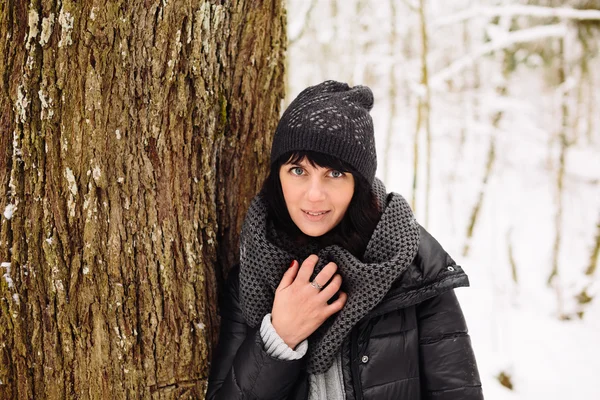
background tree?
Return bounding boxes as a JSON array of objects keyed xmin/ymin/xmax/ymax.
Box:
[{"xmin": 0, "ymin": 1, "xmax": 286, "ymax": 399}]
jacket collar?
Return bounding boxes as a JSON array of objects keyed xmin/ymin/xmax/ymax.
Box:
[{"xmin": 363, "ymin": 226, "xmax": 470, "ymax": 320}]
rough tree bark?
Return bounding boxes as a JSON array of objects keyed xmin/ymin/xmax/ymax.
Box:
[{"xmin": 0, "ymin": 1, "xmax": 286, "ymax": 399}]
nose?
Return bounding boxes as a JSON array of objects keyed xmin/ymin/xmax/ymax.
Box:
[{"xmin": 306, "ymin": 178, "xmax": 327, "ymax": 202}]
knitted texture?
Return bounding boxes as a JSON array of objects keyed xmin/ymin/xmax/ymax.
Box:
[
  {"xmin": 270, "ymin": 80, "xmax": 377, "ymax": 184},
  {"xmin": 308, "ymin": 351, "xmax": 346, "ymax": 400},
  {"xmin": 260, "ymin": 313, "xmax": 308, "ymax": 360},
  {"xmin": 238, "ymin": 178, "xmax": 420, "ymax": 374}
]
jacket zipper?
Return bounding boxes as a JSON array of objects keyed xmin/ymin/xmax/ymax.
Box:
[{"xmin": 350, "ymin": 327, "xmax": 364, "ymax": 400}]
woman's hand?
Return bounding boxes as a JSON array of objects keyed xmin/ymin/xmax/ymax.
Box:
[{"xmin": 271, "ymin": 254, "xmax": 348, "ymax": 349}]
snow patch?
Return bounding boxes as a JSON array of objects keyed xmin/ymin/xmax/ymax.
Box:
[
  {"xmin": 3, "ymin": 204, "xmax": 16, "ymax": 220},
  {"xmin": 16, "ymin": 85, "xmax": 30, "ymax": 123},
  {"xmin": 65, "ymin": 168, "xmax": 78, "ymax": 196},
  {"xmin": 58, "ymin": 9, "xmax": 74, "ymax": 48},
  {"xmin": 92, "ymin": 166, "xmax": 102, "ymax": 182},
  {"xmin": 26, "ymin": 9, "xmax": 39, "ymax": 50},
  {"xmin": 175, "ymin": 29, "xmax": 182, "ymax": 53},
  {"xmin": 12, "ymin": 131, "xmax": 22, "ymax": 157},
  {"xmin": 39, "ymin": 13, "xmax": 55, "ymax": 47},
  {"xmin": 1, "ymin": 262, "xmax": 14, "ymax": 289},
  {"xmin": 65, "ymin": 168, "xmax": 78, "ymax": 218},
  {"xmin": 39, "ymin": 89, "xmax": 48, "ymax": 108},
  {"xmin": 38, "ymin": 89, "xmax": 54, "ymax": 120}
]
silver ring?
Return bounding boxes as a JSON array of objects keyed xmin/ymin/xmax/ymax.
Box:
[{"xmin": 310, "ymin": 280, "xmax": 323, "ymax": 290}]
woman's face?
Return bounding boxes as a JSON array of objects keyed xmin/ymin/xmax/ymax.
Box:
[{"xmin": 279, "ymin": 157, "xmax": 355, "ymax": 237}]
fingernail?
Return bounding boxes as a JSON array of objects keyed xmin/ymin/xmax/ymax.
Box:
[{"xmin": 289, "ymin": 260, "xmax": 296, "ymax": 269}]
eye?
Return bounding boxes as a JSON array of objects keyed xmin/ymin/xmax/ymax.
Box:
[
  {"xmin": 329, "ymin": 170, "xmax": 344, "ymax": 178},
  {"xmin": 290, "ymin": 167, "xmax": 304, "ymax": 176}
]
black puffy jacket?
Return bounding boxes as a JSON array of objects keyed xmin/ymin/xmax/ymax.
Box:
[{"xmin": 206, "ymin": 228, "xmax": 484, "ymax": 399}]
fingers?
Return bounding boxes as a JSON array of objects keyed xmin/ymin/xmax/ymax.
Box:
[
  {"xmin": 318, "ymin": 273, "xmax": 342, "ymax": 300},
  {"xmin": 326, "ymin": 291, "xmax": 348, "ymax": 315},
  {"xmin": 314, "ymin": 262, "xmax": 337, "ymax": 288},
  {"xmin": 277, "ymin": 260, "xmax": 298, "ymax": 290},
  {"xmin": 296, "ymin": 254, "xmax": 318, "ymax": 282}
]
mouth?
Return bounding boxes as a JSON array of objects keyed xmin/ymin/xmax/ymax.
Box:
[
  {"xmin": 301, "ymin": 210, "xmax": 331, "ymax": 222},
  {"xmin": 302, "ymin": 210, "xmax": 330, "ymax": 216}
]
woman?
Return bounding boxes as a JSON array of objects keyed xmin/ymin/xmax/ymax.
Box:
[{"xmin": 206, "ymin": 80, "xmax": 483, "ymax": 399}]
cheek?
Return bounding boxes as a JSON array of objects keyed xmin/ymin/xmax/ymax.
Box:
[
  {"xmin": 336, "ymin": 185, "xmax": 354, "ymax": 213},
  {"xmin": 279, "ymin": 177, "xmax": 298, "ymax": 206},
  {"xmin": 279, "ymin": 171, "xmax": 290, "ymax": 197}
]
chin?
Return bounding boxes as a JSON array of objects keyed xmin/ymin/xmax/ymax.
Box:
[
  {"xmin": 290, "ymin": 209, "xmax": 342, "ymax": 237},
  {"xmin": 294, "ymin": 217, "xmax": 337, "ymax": 237},
  {"xmin": 298, "ymin": 226, "xmax": 330, "ymax": 237}
]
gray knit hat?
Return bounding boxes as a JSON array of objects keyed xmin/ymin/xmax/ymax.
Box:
[{"xmin": 270, "ymin": 80, "xmax": 377, "ymax": 184}]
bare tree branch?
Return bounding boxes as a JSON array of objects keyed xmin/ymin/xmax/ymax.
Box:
[
  {"xmin": 431, "ymin": 24, "xmax": 568, "ymax": 89},
  {"xmin": 289, "ymin": 0, "xmax": 318, "ymax": 46},
  {"xmin": 400, "ymin": 0, "xmax": 419, "ymax": 13},
  {"xmin": 432, "ymin": 5, "xmax": 600, "ymax": 28}
]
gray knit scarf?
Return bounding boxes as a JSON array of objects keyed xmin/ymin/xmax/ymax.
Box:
[{"xmin": 238, "ymin": 178, "xmax": 420, "ymax": 374}]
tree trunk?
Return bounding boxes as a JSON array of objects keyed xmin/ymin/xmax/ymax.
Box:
[
  {"xmin": 548, "ymin": 37, "xmax": 569, "ymax": 287},
  {"xmin": 585, "ymin": 212, "xmax": 600, "ymax": 277},
  {"xmin": 0, "ymin": 1, "xmax": 286, "ymax": 399},
  {"xmin": 383, "ymin": 0, "xmax": 397, "ymax": 186},
  {"xmin": 462, "ymin": 10, "xmax": 511, "ymax": 257},
  {"xmin": 417, "ymin": 0, "xmax": 432, "ymax": 228}
]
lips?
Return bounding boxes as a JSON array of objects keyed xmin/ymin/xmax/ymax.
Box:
[
  {"xmin": 301, "ymin": 209, "xmax": 331, "ymax": 222},
  {"xmin": 302, "ymin": 210, "xmax": 330, "ymax": 216}
]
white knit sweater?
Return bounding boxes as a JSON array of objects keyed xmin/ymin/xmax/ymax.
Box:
[{"xmin": 260, "ymin": 313, "xmax": 346, "ymax": 400}]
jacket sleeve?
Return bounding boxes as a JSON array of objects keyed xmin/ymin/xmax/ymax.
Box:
[
  {"xmin": 416, "ymin": 289, "xmax": 484, "ymax": 400},
  {"xmin": 205, "ymin": 265, "xmax": 306, "ymax": 400}
]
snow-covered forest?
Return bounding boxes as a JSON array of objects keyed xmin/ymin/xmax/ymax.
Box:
[{"xmin": 286, "ymin": 0, "xmax": 600, "ymax": 398}]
